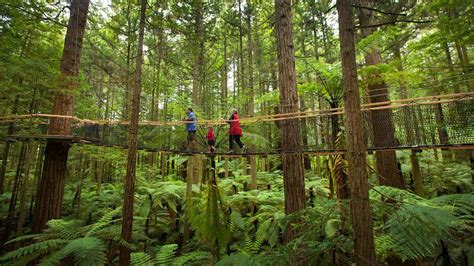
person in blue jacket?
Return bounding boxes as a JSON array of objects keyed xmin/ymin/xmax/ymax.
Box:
[{"xmin": 183, "ymin": 107, "xmax": 197, "ymax": 151}]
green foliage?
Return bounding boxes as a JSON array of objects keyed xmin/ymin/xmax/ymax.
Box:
[
  {"xmin": 216, "ymin": 252, "xmax": 261, "ymax": 266},
  {"xmin": 0, "ymin": 209, "xmax": 122, "ymax": 265},
  {"xmin": 172, "ymin": 251, "xmax": 213, "ymax": 265},
  {"xmin": 156, "ymin": 244, "xmax": 178, "ymax": 265},
  {"xmin": 131, "ymin": 252, "xmax": 153, "ymax": 266},
  {"xmin": 189, "ymin": 182, "xmax": 231, "ymax": 251},
  {"xmin": 371, "ymin": 186, "xmax": 474, "ymax": 262},
  {"xmin": 39, "ymin": 237, "xmax": 107, "ymax": 266}
]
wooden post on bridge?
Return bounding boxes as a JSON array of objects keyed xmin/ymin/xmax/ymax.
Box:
[
  {"xmin": 160, "ymin": 152, "xmax": 167, "ymax": 180},
  {"xmin": 182, "ymin": 155, "xmax": 194, "ymax": 248},
  {"xmin": 224, "ymin": 156, "xmax": 229, "ymax": 178},
  {"xmin": 250, "ymin": 155, "xmax": 257, "ymax": 190}
]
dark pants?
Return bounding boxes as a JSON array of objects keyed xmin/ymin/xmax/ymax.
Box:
[{"xmin": 229, "ymin": 135, "xmax": 244, "ymax": 149}]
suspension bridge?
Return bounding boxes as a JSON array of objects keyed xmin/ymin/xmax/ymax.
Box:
[{"xmin": 0, "ymin": 91, "xmax": 472, "ymax": 156}]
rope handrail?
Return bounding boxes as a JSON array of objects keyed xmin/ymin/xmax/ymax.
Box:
[{"xmin": 0, "ymin": 92, "xmax": 472, "ymax": 126}]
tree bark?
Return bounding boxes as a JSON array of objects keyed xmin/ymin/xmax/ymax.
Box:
[
  {"xmin": 182, "ymin": 155, "xmax": 194, "ymax": 248},
  {"xmin": 246, "ymin": 0, "xmax": 254, "ymax": 115},
  {"xmin": 358, "ymin": 1, "xmax": 404, "ymax": 189},
  {"xmin": 1, "ymin": 142, "xmax": 28, "ymax": 246},
  {"xmin": 410, "ymin": 151, "xmax": 423, "ymax": 196},
  {"xmin": 192, "ymin": 0, "xmax": 204, "ymax": 106},
  {"xmin": 119, "ymin": 0, "xmax": 146, "ymax": 264},
  {"xmin": 250, "ymin": 156, "xmax": 257, "ymax": 190},
  {"xmin": 32, "ymin": 0, "xmax": 90, "ymax": 233},
  {"xmin": 0, "ymin": 96, "xmax": 19, "ymax": 195},
  {"xmin": 337, "ymin": 1, "xmax": 377, "ymax": 265},
  {"xmin": 275, "ymin": 0, "xmax": 306, "ymax": 243}
]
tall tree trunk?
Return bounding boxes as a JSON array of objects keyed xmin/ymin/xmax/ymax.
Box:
[
  {"xmin": 0, "ymin": 96, "xmax": 20, "ymax": 194},
  {"xmin": 192, "ymin": 0, "xmax": 204, "ymax": 106},
  {"xmin": 358, "ymin": 1, "xmax": 404, "ymax": 189},
  {"xmin": 238, "ymin": 0, "xmax": 245, "ymax": 98},
  {"xmin": 275, "ymin": 0, "xmax": 305, "ymax": 243},
  {"xmin": 246, "ymin": 0, "xmax": 254, "ymax": 115},
  {"xmin": 119, "ymin": 0, "xmax": 146, "ymax": 264},
  {"xmin": 182, "ymin": 155, "xmax": 194, "ymax": 248},
  {"xmin": 32, "ymin": 0, "xmax": 90, "ymax": 233},
  {"xmin": 15, "ymin": 143, "xmax": 35, "ymax": 238},
  {"xmin": 393, "ymin": 41, "xmax": 423, "ymax": 195},
  {"xmin": 410, "ymin": 151, "xmax": 423, "ymax": 196},
  {"xmin": 1, "ymin": 143, "xmax": 28, "ymax": 246},
  {"xmin": 221, "ymin": 33, "xmax": 228, "ymax": 109},
  {"xmin": 337, "ymin": 1, "xmax": 377, "ymax": 265}
]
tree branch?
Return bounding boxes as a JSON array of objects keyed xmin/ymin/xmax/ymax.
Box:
[
  {"xmin": 352, "ymin": 4, "xmax": 407, "ymax": 17},
  {"xmin": 355, "ymin": 19, "xmax": 432, "ymax": 29}
]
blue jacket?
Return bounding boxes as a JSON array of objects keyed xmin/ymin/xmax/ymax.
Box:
[{"xmin": 186, "ymin": 112, "xmax": 197, "ymax": 131}]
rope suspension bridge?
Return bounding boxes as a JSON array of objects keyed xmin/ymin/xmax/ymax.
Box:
[{"xmin": 0, "ymin": 91, "xmax": 472, "ymax": 156}]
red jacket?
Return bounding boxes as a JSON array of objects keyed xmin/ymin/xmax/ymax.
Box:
[
  {"xmin": 207, "ymin": 130, "xmax": 215, "ymax": 141},
  {"xmin": 228, "ymin": 114, "xmax": 243, "ymax": 136}
]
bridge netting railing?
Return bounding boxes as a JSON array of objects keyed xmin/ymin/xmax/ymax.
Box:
[{"xmin": 0, "ymin": 93, "xmax": 472, "ymax": 154}]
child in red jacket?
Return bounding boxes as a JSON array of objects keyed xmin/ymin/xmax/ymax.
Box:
[{"xmin": 207, "ymin": 126, "xmax": 216, "ymax": 153}]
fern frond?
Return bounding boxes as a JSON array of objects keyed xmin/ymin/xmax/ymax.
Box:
[
  {"xmin": 131, "ymin": 252, "xmax": 153, "ymax": 266},
  {"xmin": 4, "ymin": 233, "xmax": 43, "ymax": 245},
  {"xmin": 85, "ymin": 208, "xmax": 122, "ymax": 237},
  {"xmin": 216, "ymin": 252, "xmax": 261, "ymax": 266},
  {"xmin": 156, "ymin": 244, "xmax": 178, "ymax": 265},
  {"xmin": 385, "ymin": 204, "xmax": 457, "ymax": 260},
  {"xmin": 38, "ymin": 237, "xmax": 106, "ymax": 266},
  {"xmin": 172, "ymin": 251, "xmax": 212, "ymax": 266},
  {"xmin": 39, "ymin": 219, "xmax": 84, "ymax": 240},
  {"xmin": 0, "ymin": 239, "xmax": 68, "ymax": 263},
  {"xmin": 430, "ymin": 194, "xmax": 474, "ymax": 217}
]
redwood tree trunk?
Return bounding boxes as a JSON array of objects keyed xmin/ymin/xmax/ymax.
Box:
[
  {"xmin": 119, "ymin": 0, "xmax": 146, "ymax": 264},
  {"xmin": 337, "ymin": 1, "xmax": 377, "ymax": 264},
  {"xmin": 358, "ymin": 1, "xmax": 404, "ymax": 189},
  {"xmin": 275, "ymin": 0, "xmax": 306, "ymax": 242},
  {"xmin": 32, "ymin": 0, "xmax": 90, "ymax": 233}
]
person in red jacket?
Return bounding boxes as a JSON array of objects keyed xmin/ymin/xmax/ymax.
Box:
[
  {"xmin": 227, "ymin": 109, "xmax": 247, "ymax": 152},
  {"xmin": 207, "ymin": 126, "xmax": 216, "ymax": 153}
]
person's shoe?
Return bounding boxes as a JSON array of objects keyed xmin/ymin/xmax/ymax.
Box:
[
  {"xmin": 243, "ymin": 146, "xmax": 249, "ymax": 153},
  {"xmin": 229, "ymin": 149, "xmax": 235, "ymax": 154}
]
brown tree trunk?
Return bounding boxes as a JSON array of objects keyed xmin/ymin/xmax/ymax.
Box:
[
  {"xmin": 1, "ymin": 142, "xmax": 28, "ymax": 246},
  {"xmin": 434, "ymin": 103, "xmax": 449, "ymax": 145},
  {"xmin": 182, "ymin": 155, "xmax": 194, "ymax": 248},
  {"xmin": 250, "ymin": 156, "xmax": 257, "ymax": 190},
  {"xmin": 337, "ymin": 1, "xmax": 377, "ymax": 265},
  {"xmin": 358, "ymin": 1, "xmax": 404, "ymax": 189},
  {"xmin": 15, "ymin": 143, "xmax": 35, "ymax": 239},
  {"xmin": 410, "ymin": 151, "xmax": 423, "ymax": 196},
  {"xmin": 192, "ymin": 0, "xmax": 204, "ymax": 106},
  {"xmin": 275, "ymin": 0, "xmax": 306, "ymax": 243},
  {"xmin": 221, "ymin": 33, "xmax": 228, "ymax": 108},
  {"xmin": 246, "ymin": 0, "xmax": 254, "ymax": 115},
  {"xmin": 119, "ymin": 0, "xmax": 146, "ymax": 264},
  {"xmin": 32, "ymin": 0, "xmax": 90, "ymax": 233},
  {"xmin": 0, "ymin": 96, "xmax": 20, "ymax": 194}
]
